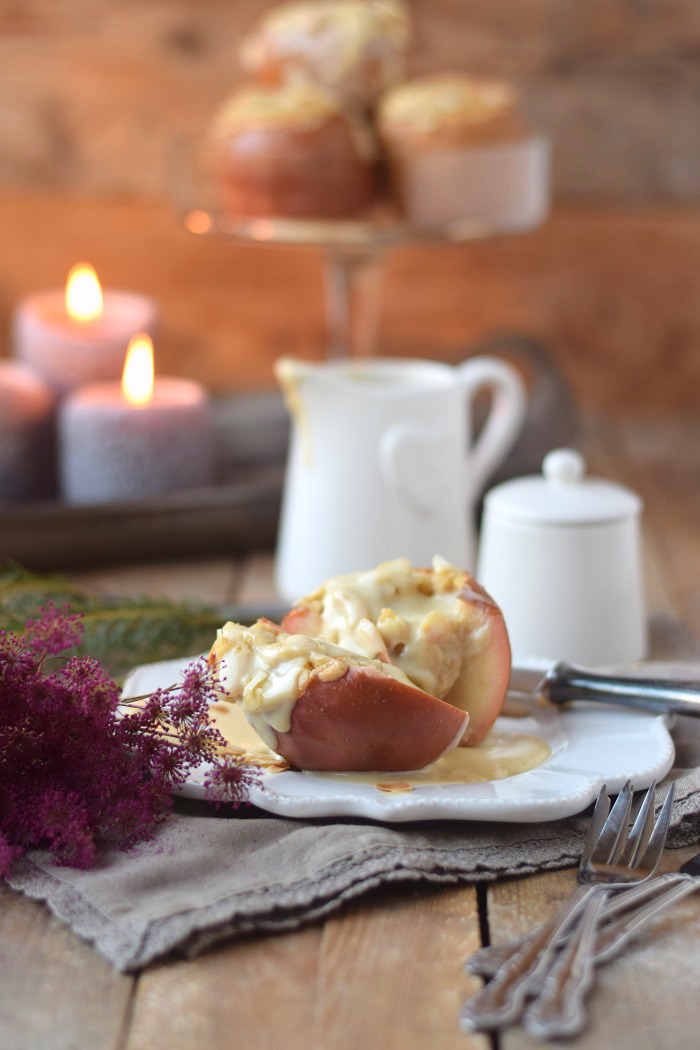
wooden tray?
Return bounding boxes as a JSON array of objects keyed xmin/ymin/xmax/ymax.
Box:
[{"xmin": 0, "ymin": 392, "xmax": 289, "ymax": 570}]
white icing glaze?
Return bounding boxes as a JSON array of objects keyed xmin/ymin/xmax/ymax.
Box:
[
  {"xmin": 242, "ymin": 0, "xmax": 410, "ymax": 101},
  {"xmin": 211, "ymin": 82, "xmax": 340, "ymax": 136},
  {"xmin": 379, "ymin": 74, "xmax": 518, "ymax": 137}
]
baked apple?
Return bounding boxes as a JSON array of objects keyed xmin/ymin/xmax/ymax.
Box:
[
  {"xmin": 209, "ymin": 618, "xmax": 469, "ymax": 772},
  {"xmin": 282, "ymin": 556, "xmax": 511, "ymax": 744}
]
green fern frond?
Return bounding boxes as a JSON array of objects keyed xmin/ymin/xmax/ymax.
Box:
[{"xmin": 0, "ymin": 562, "xmax": 247, "ymax": 681}]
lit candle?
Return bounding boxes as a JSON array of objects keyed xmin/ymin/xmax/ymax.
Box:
[
  {"xmin": 58, "ymin": 334, "xmax": 213, "ymax": 504},
  {"xmin": 13, "ymin": 263, "xmax": 158, "ymax": 395},
  {"xmin": 0, "ymin": 361, "xmax": 56, "ymax": 503}
]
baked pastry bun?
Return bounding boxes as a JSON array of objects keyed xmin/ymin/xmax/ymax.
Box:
[
  {"xmin": 209, "ymin": 618, "xmax": 469, "ymax": 772},
  {"xmin": 378, "ymin": 73, "xmax": 523, "ymax": 149},
  {"xmin": 209, "ymin": 81, "xmax": 376, "ymax": 218},
  {"xmin": 283, "ymin": 556, "xmax": 511, "ymax": 744},
  {"xmin": 377, "ymin": 74, "xmax": 534, "ymax": 229},
  {"xmin": 240, "ymin": 0, "xmax": 412, "ymax": 112}
]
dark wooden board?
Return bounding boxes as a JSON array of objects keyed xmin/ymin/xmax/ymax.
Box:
[
  {"xmin": 0, "ymin": 470, "xmax": 283, "ymax": 570},
  {"xmin": 0, "ymin": 393, "xmax": 288, "ymax": 570}
]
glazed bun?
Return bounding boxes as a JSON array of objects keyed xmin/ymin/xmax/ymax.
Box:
[
  {"xmin": 240, "ymin": 0, "xmax": 412, "ymax": 112},
  {"xmin": 282, "ymin": 556, "xmax": 512, "ymax": 744},
  {"xmin": 208, "ymin": 618, "xmax": 469, "ymax": 772},
  {"xmin": 377, "ymin": 74, "xmax": 538, "ymax": 229},
  {"xmin": 377, "ymin": 73, "xmax": 523, "ymax": 150},
  {"xmin": 210, "ymin": 81, "xmax": 376, "ymax": 218}
]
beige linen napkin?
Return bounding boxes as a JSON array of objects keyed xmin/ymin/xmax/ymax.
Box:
[{"xmin": 7, "ymin": 617, "xmax": 700, "ymax": 972}]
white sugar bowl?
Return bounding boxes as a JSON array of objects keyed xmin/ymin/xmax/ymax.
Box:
[{"xmin": 476, "ymin": 448, "xmax": 647, "ymax": 666}]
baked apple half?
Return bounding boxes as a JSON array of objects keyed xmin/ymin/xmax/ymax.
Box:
[
  {"xmin": 209, "ymin": 618, "xmax": 469, "ymax": 772},
  {"xmin": 282, "ymin": 557, "xmax": 511, "ymax": 744}
]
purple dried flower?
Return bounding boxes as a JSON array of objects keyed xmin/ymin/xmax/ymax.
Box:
[
  {"xmin": 179, "ymin": 657, "xmax": 218, "ymax": 702},
  {"xmin": 204, "ymin": 755, "xmax": 263, "ymax": 808},
  {"xmin": 0, "ymin": 831, "xmax": 22, "ymax": 878},
  {"xmin": 0, "ymin": 604, "xmax": 258, "ymax": 878},
  {"xmin": 24, "ymin": 602, "xmax": 84, "ymax": 657},
  {"xmin": 57, "ymin": 656, "xmax": 121, "ymax": 712}
]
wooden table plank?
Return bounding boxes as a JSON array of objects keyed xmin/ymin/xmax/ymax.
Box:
[
  {"xmin": 124, "ymin": 884, "xmax": 489, "ymax": 1050},
  {"xmin": 312, "ymin": 885, "xmax": 487, "ymax": 1050},
  {"xmin": 124, "ymin": 927, "xmax": 323, "ymax": 1050},
  {"xmin": 233, "ymin": 552, "xmax": 283, "ymax": 606},
  {"xmin": 0, "ymin": 886, "xmax": 133, "ymax": 1050},
  {"xmin": 72, "ymin": 557, "xmax": 241, "ymax": 606}
]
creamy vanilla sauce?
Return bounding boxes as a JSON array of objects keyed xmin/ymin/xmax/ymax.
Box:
[
  {"xmin": 210, "ymin": 619, "xmax": 413, "ymax": 750},
  {"xmin": 208, "ymin": 701, "xmax": 288, "ymax": 768},
  {"xmin": 308, "ymin": 730, "xmax": 551, "ymax": 790},
  {"xmin": 208, "ymin": 697, "xmax": 550, "ymax": 789},
  {"xmin": 311, "ymin": 556, "xmax": 490, "ymax": 697}
]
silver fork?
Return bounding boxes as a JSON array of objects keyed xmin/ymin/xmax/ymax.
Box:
[
  {"xmin": 523, "ymin": 781, "xmax": 675, "ymax": 1039},
  {"xmin": 460, "ymin": 780, "xmax": 674, "ymax": 1034}
]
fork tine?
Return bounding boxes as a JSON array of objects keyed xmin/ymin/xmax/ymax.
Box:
[
  {"xmin": 618, "ymin": 780, "xmax": 657, "ymax": 867},
  {"xmin": 588, "ymin": 780, "xmax": 634, "ymax": 866},
  {"xmin": 580, "ymin": 784, "xmax": 611, "ymax": 871},
  {"xmin": 637, "ymin": 783, "xmax": 675, "ymax": 876}
]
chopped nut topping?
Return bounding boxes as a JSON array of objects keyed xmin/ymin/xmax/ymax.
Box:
[{"xmin": 316, "ymin": 658, "xmax": 349, "ymax": 682}]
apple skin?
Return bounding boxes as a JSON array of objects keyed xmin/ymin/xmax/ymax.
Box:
[
  {"xmin": 447, "ymin": 580, "xmax": 511, "ymax": 745},
  {"xmin": 282, "ymin": 570, "xmax": 511, "ymax": 747},
  {"xmin": 282, "ymin": 605, "xmax": 323, "ymax": 636},
  {"xmin": 269, "ymin": 665, "xmax": 469, "ymax": 772}
]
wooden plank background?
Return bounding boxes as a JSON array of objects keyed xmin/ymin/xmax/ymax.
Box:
[
  {"xmin": 0, "ymin": 2, "xmax": 698, "ymax": 412},
  {"xmin": 1, "ymin": 194, "xmax": 698, "ymax": 412},
  {"xmin": 1, "ymin": 1, "xmax": 698, "ymax": 201}
]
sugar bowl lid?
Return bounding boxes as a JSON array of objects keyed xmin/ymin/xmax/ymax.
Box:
[{"xmin": 483, "ymin": 448, "xmax": 643, "ymax": 525}]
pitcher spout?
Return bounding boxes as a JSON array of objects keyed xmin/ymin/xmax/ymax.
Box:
[{"xmin": 274, "ymin": 356, "xmax": 319, "ymax": 388}]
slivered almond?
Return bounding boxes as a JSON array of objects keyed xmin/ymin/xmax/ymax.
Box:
[{"xmin": 316, "ymin": 658, "xmax": 348, "ymax": 682}]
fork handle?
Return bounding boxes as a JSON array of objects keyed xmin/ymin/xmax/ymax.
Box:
[
  {"xmin": 460, "ymin": 885, "xmax": 592, "ymax": 1031},
  {"xmin": 466, "ymin": 929, "xmax": 545, "ymax": 978},
  {"xmin": 594, "ymin": 875, "xmax": 698, "ymax": 964},
  {"xmin": 524, "ymin": 888, "xmax": 608, "ymax": 1039},
  {"xmin": 524, "ymin": 877, "xmax": 699, "ymax": 1039},
  {"xmin": 545, "ymin": 662, "xmax": 700, "ymax": 717},
  {"xmin": 466, "ymin": 874, "xmax": 687, "ymax": 978}
]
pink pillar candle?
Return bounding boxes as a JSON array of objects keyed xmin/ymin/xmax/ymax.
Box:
[
  {"xmin": 14, "ymin": 288, "xmax": 158, "ymax": 395},
  {"xmin": 58, "ymin": 378, "xmax": 213, "ymax": 504},
  {"xmin": 0, "ymin": 361, "xmax": 56, "ymax": 503}
]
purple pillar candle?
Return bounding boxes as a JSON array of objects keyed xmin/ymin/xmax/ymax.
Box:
[
  {"xmin": 58, "ymin": 336, "xmax": 213, "ymax": 505},
  {"xmin": 14, "ymin": 264, "xmax": 158, "ymax": 395},
  {"xmin": 0, "ymin": 360, "xmax": 56, "ymax": 503}
]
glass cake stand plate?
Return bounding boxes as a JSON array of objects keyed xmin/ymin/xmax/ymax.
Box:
[
  {"xmin": 122, "ymin": 655, "xmax": 674, "ymax": 824},
  {"xmin": 169, "ymin": 134, "xmax": 549, "ymax": 357}
]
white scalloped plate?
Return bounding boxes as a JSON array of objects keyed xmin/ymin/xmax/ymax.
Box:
[{"xmin": 122, "ymin": 657, "xmax": 675, "ymax": 824}]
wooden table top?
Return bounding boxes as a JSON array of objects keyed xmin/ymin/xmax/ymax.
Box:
[{"xmin": 1, "ymin": 412, "xmax": 699, "ymax": 1050}]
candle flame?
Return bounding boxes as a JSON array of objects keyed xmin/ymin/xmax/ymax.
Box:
[
  {"xmin": 65, "ymin": 263, "xmax": 103, "ymax": 321},
  {"xmin": 122, "ymin": 334, "xmax": 154, "ymax": 407}
]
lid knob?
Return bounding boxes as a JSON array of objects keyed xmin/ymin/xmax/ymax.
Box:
[{"xmin": 542, "ymin": 448, "xmax": 585, "ymax": 486}]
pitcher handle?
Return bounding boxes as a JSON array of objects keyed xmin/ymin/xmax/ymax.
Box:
[{"xmin": 457, "ymin": 356, "xmax": 527, "ymax": 496}]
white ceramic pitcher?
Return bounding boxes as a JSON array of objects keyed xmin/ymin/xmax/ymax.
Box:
[{"xmin": 275, "ymin": 356, "xmax": 527, "ymax": 602}]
